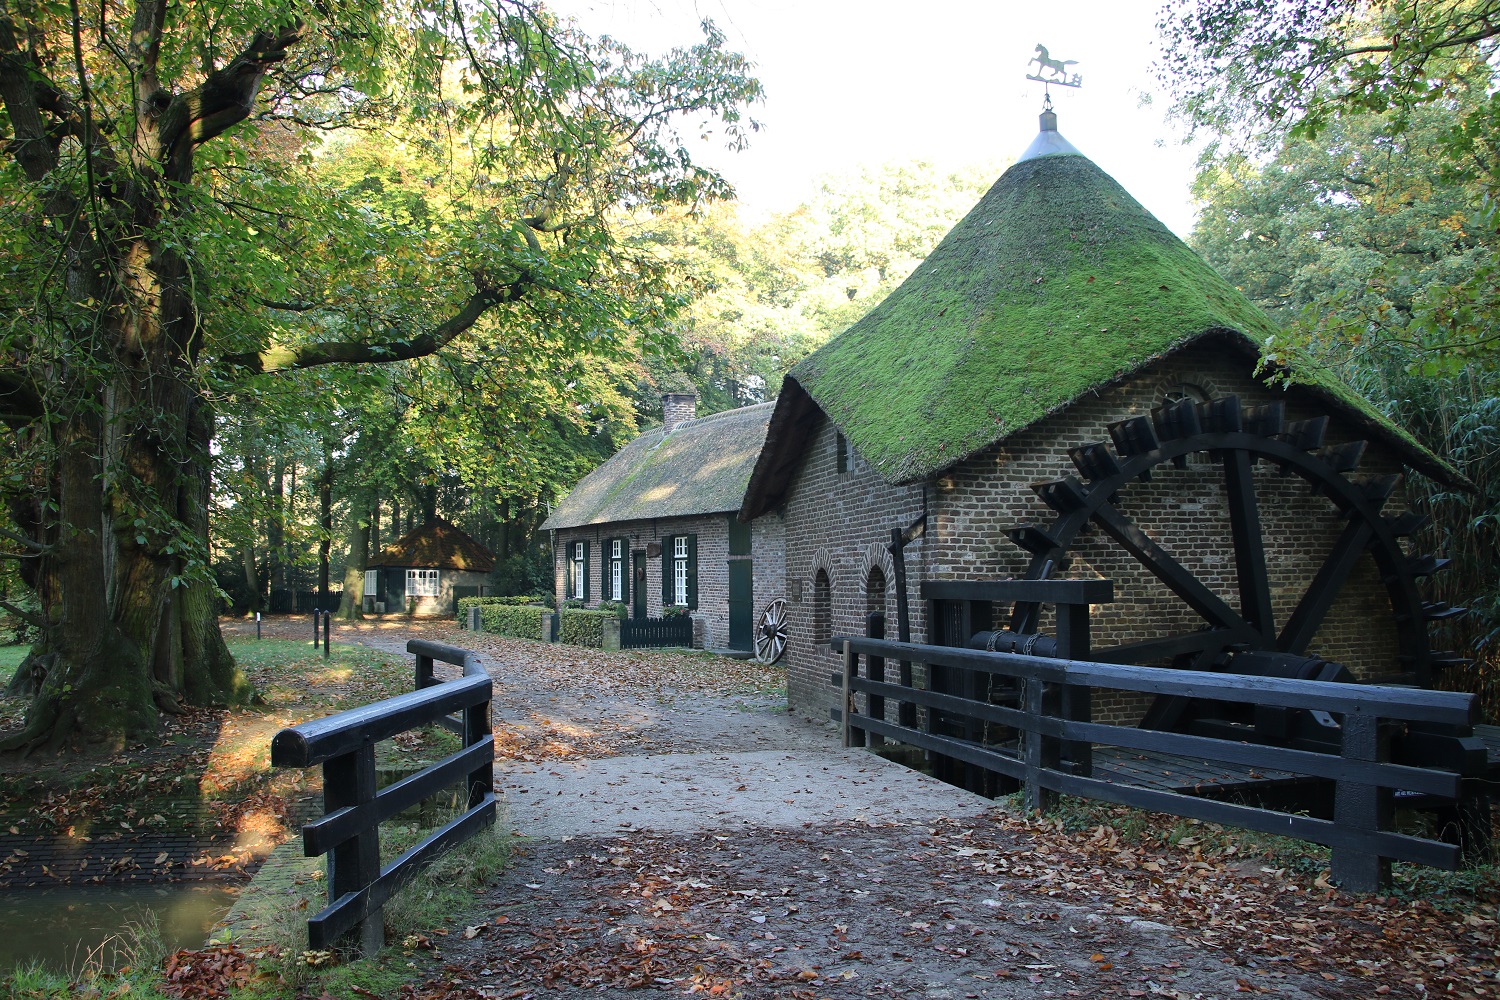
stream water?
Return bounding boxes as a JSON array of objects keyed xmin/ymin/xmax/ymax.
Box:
[{"xmin": 0, "ymin": 884, "xmax": 238, "ymax": 973}]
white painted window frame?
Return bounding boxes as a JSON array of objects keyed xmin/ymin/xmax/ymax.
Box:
[
  {"xmin": 673, "ymin": 535, "xmax": 689, "ymax": 606},
  {"xmin": 406, "ymin": 568, "xmax": 439, "ymax": 598}
]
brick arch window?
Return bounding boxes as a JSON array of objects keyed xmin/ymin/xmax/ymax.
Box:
[
  {"xmin": 865, "ymin": 566, "xmax": 887, "ymax": 633},
  {"xmin": 813, "ymin": 570, "xmax": 832, "ymax": 645}
]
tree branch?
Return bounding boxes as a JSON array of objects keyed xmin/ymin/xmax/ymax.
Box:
[
  {"xmin": 0, "ymin": 599, "xmax": 41, "ymax": 624},
  {"xmin": 157, "ymin": 23, "xmax": 302, "ymax": 177},
  {"xmin": 217, "ymin": 283, "xmax": 522, "ymax": 374}
]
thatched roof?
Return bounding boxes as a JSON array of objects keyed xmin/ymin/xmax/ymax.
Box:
[
  {"xmin": 543, "ymin": 402, "xmax": 775, "ymax": 531},
  {"xmin": 741, "ymin": 122, "xmax": 1458, "ymax": 518},
  {"xmin": 367, "ymin": 517, "xmax": 494, "ymax": 572}
]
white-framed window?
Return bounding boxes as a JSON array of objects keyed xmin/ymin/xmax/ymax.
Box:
[
  {"xmin": 673, "ymin": 535, "xmax": 689, "ymax": 606},
  {"xmin": 363, "ymin": 569, "xmax": 378, "ymax": 595},
  {"xmin": 609, "ymin": 539, "xmax": 624, "ymax": 601},
  {"xmin": 406, "ymin": 568, "xmax": 439, "ymax": 598},
  {"xmin": 571, "ymin": 541, "xmax": 586, "ymax": 600}
]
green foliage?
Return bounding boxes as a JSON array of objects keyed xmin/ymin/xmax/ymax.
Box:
[
  {"xmin": 1188, "ymin": 61, "xmax": 1500, "ymax": 716},
  {"xmin": 662, "ymin": 604, "xmax": 690, "ymax": 618},
  {"xmin": 595, "ymin": 600, "xmax": 629, "ymax": 619},
  {"xmin": 627, "ymin": 162, "xmax": 998, "ymax": 419},
  {"xmin": 0, "ymin": 0, "xmax": 764, "ymax": 746},
  {"xmin": 558, "ymin": 608, "xmax": 617, "ymax": 647},
  {"xmin": 477, "ymin": 604, "xmax": 547, "ymax": 639},
  {"xmin": 456, "ymin": 594, "xmax": 552, "ymax": 622}
]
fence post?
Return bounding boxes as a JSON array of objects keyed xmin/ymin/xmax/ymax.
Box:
[
  {"xmin": 323, "ymin": 745, "xmax": 382, "ymax": 956},
  {"xmin": 1055, "ymin": 602, "xmax": 1092, "ymax": 777},
  {"xmin": 865, "ymin": 612, "xmax": 885, "ymax": 746},
  {"xmin": 414, "ymin": 651, "xmax": 435, "ymax": 691},
  {"xmin": 1022, "ymin": 675, "xmax": 1059, "ymax": 813},
  {"xmin": 465, "ymin": 689, "xmax": 494, "ymax": 810},
  {"xmin": 842, "ymin": 641, "xmax": 862, "ymax": 748},
  {"xmin": 468, "ymin": 605, "xmax": 482, "ymax": 632},
  {"xmin": 1332, "ymin": 713, "xmax": 1392, "ymax": 891}
]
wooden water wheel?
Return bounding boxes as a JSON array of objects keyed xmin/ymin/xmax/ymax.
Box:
[{"xmin": 999, "ymin": 394, "xmax": 1463, "ymax": 719}]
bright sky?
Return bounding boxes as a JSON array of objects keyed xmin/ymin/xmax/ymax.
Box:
[{"xmin": 550, "ymin": 0, "xmax": 1204, "ymax": 236}]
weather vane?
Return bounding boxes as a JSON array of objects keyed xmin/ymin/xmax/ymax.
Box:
[{"xmin": 1026, "ymin": 44, "xmax": 1082, "ymax": 91}]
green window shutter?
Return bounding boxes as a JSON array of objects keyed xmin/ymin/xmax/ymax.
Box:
[
  {"xmin": 686, "ymin": 534, "xmax": 698, "ymax": 610},
  {"xmin": 582, "ymin": 540, "xmax": 590, "ymax": 602},
  {"xmin": 727, "ymin": 515, "xmax": 751, "ymax": 555},
  {"xmin": 661, "ymin": 536, "xmax": 672, "ymax": 607}
]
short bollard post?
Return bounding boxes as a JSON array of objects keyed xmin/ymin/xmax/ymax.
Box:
[
  {"xmin": 255, "ymin": 611, "xmax": 261, "ymax": 641},
  {"xmin": 312, "ymin": 610, "xmax": 320, "ymax": 648},
  {"xmin": 323, "ymin": 610, "xmax": 331, "ymax": 658}
]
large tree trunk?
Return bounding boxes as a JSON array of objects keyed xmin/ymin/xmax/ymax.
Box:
[
  {"xmin": 268, "ymin": 459, "xmax": 286, "ymax": 613},
  {"xmin": 337, "ymin": 500, "xmax": 370, "ymax": 620}
]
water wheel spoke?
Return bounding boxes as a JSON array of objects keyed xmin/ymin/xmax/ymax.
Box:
[
  {"xmin": 1088, "ymin": 629, "xmax": 1235, "ymax": 664},
  {"xmin": 1278, "ymin": 518, "xmax": 1374, "ymax": 654},
  {"xmin": 1089, "ymin": 500, "xmax": 1259, "ymax": 641},
  {"xmin": 1222, "ymin": 448, "xmax": 1275, "ymax": 640}
]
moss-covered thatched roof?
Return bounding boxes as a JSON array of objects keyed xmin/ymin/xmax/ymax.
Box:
[
  {"xmin": 741, "ymin": 135, "xmax": 1458, "ymax": 517},
  {"xmin": 368, "ymin": 517, "xmax": 494, "ymax": 572},
  {"xmin": 543, "ymin": 402, "xmax": 774, "ymax": 531}
]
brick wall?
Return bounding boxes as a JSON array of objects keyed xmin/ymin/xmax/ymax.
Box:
[
  {"xmin": 780, "ymin": 344, "xmax": 1421, "ymax": 727},
  {"xmin": 551, "ymin": 511, "xmax": 786, "ymax": 651},
  {"xmin": 782, "ymin": 414, "xmax": 927, "ymax": 720}
]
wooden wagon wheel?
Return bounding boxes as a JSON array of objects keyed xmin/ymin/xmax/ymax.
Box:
[
  {"xmin": 755, "ymin": 599, "xmax": 789, "ymax": 664},
  {"xmin": 1003, "ymin": 394, "xmax": 1460, "ymax": 690}
]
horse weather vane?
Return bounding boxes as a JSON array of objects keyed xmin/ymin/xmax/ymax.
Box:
[{"xmin": 1027, "ymin": 44, "xmax": 1082, "ymax": 90}]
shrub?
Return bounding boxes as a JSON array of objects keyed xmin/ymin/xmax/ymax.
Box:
[
  {"xmin": 477, "ymin": 604, "xmax": 547, "ymax": 639},
  {"xmin": 561, "ymin": 598, "xmax": 584, "ymax": 610},
  {"xmin": 595, "ymin": 600, "xmax": 628, "ymax": 619},
  {"xmin": 559, "ymin": 608, "xmax": 617, "ymax": 647},
  {"xmin": 662, "ymin": 604, "xmax": 690, "ymax": 618},
  {"xmin": 456, "ymin": 595, "xmax": 553, "ymax": 624}
]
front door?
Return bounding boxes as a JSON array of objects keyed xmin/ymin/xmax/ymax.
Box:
[
  {"xmin": 727, "ymin": 560, "xmax": 753, "ymax": 651},
  {"xmin": 632, "ymin": 551, "xmax": 648, "ymax": 619}
]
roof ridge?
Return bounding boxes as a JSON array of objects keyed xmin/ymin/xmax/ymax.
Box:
[{"xmin": 666, "ymin": 400, "xmax": 776, "ymax": 433}]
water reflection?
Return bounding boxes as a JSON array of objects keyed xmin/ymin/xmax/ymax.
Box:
[{"xmin": 0, "ymin": 884, "xmax": 238, "ymax": 973}]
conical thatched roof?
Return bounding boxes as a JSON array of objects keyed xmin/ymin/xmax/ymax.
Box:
[{"xmin": 741, "ymin": 122, "xmax": 1457, "ymax": 517}]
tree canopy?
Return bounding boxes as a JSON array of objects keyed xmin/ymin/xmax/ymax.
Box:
[{"xmin": 0, "ymin": 0, "xmax": 761, "ymax": 749}]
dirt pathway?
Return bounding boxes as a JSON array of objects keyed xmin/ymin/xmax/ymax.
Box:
[{"xmin": 230, "ymin": 617, "xmax": 1498, "ymax": 999}]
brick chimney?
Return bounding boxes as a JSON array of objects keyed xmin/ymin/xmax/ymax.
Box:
[{"xmin": 662, "ymin": 392, "xmax": 697, "ymax": 434}]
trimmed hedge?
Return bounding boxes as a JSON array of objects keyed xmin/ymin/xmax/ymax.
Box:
[
  {"xmin": 559, "ymin": 609, "xmax": 616, "ymax": 648},
  {"xmin": 476, "ymin": 604, "xmax": 547, "ymax": 640},
  {"xmin": 457, "ymin": 594, "xmax": 553, "ymax": 624}
]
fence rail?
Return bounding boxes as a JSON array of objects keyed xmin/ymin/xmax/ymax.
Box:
[
  {"xmin": 271, "ymin": 639, "xmax": 495, "ymax": 955},
  {"xmin": 621, "ymin": 615, "xmax": 693, "ymax": 649},
  {"xmin": 833, "ymin": 633, "xmax": 1478, "ymax": 891}
]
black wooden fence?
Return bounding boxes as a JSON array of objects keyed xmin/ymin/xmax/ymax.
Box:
[
  {"xmin": 271, "ymin": 639, "xmax": 495, "ymax": 955},
  {"xmin": 621, "ymin": 615, "xmax": 693, "ymax": 649},
  {"xmin": 833, "ymin": 632, "xmax": 1478, "ymax": 892}
]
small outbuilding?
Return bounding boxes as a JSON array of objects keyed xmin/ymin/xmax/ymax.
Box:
[
  {"xmin": 542, "ymin": 394, "xmax": 785, "ymax": 654},
  {"xmin": 363, "ymin": 517, "xmax": 495, "ymax": 616}
]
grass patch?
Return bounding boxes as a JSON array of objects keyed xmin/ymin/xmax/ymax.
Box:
[
  {"xmin": 249, "ymin": 816, "xmax": 511, "ymax": 995},
  {"xmin": 0, "ymin": 645, "xmax": 26, "ymax": 687}
]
